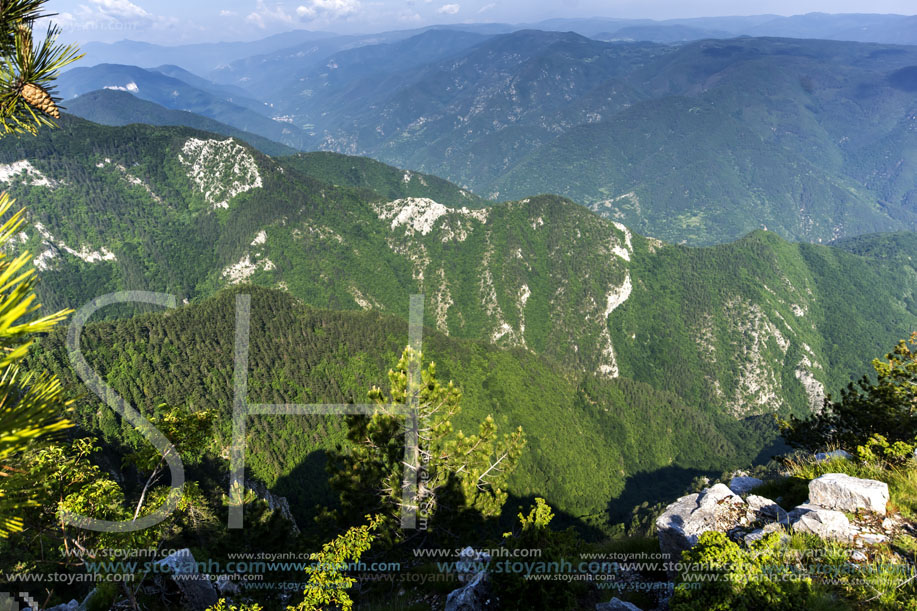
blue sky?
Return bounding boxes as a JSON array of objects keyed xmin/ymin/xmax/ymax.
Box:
[{"xmin": 48, "ymin": 0, "xmax": 917, "ymax": 44}]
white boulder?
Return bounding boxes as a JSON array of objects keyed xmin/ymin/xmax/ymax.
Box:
[
  {"xmin": 656, "ymin": 483, "xmax": 746, "ymax": 558},
  {"xmin": 788, "ymin": 503, "xmax": 853, "ymax": 541},
  {"xmin": 809, "ymin": 473, "xmax": 889, "ymax": 516}
]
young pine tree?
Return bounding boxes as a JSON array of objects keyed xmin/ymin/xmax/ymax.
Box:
[{"xmin": 329, "ymin": 347, "xmax": 525, "ymax": 534}]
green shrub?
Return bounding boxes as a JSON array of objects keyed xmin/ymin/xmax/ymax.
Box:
[
  {"xmin": 671, "ymin": 531, "xmax": 813, "ymax": 611},
  {"xmin": 856, "ymin": 434, "xmax": 917, "ymax": 466},
  {"xmin": 491, "ymin": 498, "xmax": 587, "ymax": 611}
]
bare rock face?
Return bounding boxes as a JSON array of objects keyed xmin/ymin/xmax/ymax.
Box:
[
  {"xmin": 808, "ymin": 473, "xmax": 889, "ymax": 516},
  {"xmin": 788, "ymin": 503, "xmax": 853, "ymax": 541},
  {"xmin": 655, "ymin": 483, "xmax": 747, "ymax": 558},
  {"xmin": 445, "ymin": 569, "xmax": 490, "ymax": 611}
]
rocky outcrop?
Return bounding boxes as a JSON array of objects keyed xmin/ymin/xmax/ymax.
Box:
[
  {"xmin": 445, "ymin": 569, "xmax": 490, "ymax": 611},
  {"xmin": 655, "ymin": 473, "xmax": 896, "ymax": 560},
  {"xmin": 656, "ymin": 483, "xmax": 747, "ymax": 558},
  {"xmin": 455, "ymin": 546, "xmax": 491, "ymax": 580},
  {"xmin": 788, "ymin": 504, "xmax": 853, "ymax": 541},
  {"xmin": 745, "ymin": 494, "xmax": 789, "ymax": 524},
  {"xmin": 245, "ymin": 478, "xmax": 300, "ymax": 534},
  {"xmin": 445, "ymin": 547, "xmax": 493, "ymax": 611},
  {"xmin": 808, "ymin": 473, "xmax": 889, "ymax": 516}
]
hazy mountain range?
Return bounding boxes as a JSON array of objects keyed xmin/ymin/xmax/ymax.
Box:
[{"xmin": 59, "ymin": 24, "xmax": 917, "ymax": 245}]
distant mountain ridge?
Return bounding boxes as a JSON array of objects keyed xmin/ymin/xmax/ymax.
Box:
[
  {"xmin": 65, "ymin": 26, "xmax": 917, "ymax": 245},
  {"xmin": 229, "ymin": 32, "xmax": 917, "ymax": 245},
  {"xmin": 74, "ymin": 30, "xmax": 340, "ymax": 75},
  {"xmin": 57, "ymin": 64, "xmax": 311, "ymax": 149},
  {"xmin": 65, "ymin": 90, "xmax": 296, "ymax": 156}
]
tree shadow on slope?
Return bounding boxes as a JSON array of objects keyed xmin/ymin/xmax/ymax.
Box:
[
  {"xmin": 271, "ymin": 447, "xmax": 608, "ymax": 545},
  {"xmin": 605, "ymin": 465, "xmax": 715, "ymax": 527}
]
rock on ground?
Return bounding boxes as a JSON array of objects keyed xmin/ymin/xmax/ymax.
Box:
[
  {"xmin": 809, "ymin": 473, "xmax": 889, "ymax": 516},
  {"xmin": 743, "ymin": 521, "xmax": 788, "ymax": 545},
  {"xmin": 745, "ymin": 494, "xmax": 789, "ymax": 524},
  {"xmin": 788, "ymin": 503, "xmax": 853, "ymax": 541},
  {"xmin": 656, "ymin": 483, "xmax": 746, "ymax": 558}
]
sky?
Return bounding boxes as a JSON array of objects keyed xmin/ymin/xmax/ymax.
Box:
[{"xmin": 46, "ymin": 0, "xmax": 917, "ymax": 45}]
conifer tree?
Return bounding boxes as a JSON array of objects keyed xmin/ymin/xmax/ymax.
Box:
[
  {"xmin": 0, "ymin": 193, "xmax": 73, "ymax": 536},
  {"xmin": 330, "ymin": 347, "xmax": 526, "ymax": 533},
  {"xmin": 1, "ymin": 0, "xmax": 81, "ymax": 135},
  {"xmin": 0, "ymin": 1, "xmax": 81, "ymax": 536}
]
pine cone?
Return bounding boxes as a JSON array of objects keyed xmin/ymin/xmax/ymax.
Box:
[{"xmin": 19, "ymin": 82, "xmax": 59, "ymax": 119}]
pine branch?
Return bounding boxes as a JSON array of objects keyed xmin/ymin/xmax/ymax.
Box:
[{"xmin": 0, "ymin": 19, "xmax": 82, "ymax": 136}]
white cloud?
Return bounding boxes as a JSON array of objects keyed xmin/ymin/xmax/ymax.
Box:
[
  {"xmin": 478, "ymin": 2, "xmax": 496, "ymax": 12},
  {"xmin": 246, "ymin": 1, "xmax": 296, "ymax": 29},
  {"xmin": 90, "ymin": 0, "xmax": 151, "ymax": 20},
  {"xmin": 398, "ymin": 10, "xmax": 422, "ymax": 22},
  {"xmin": 219, "ymin": 10, "xmax": 238, "ymax": 17},
  {"xmin": 296, "ymin": 0, "xmax": 361, "ymax": 20},
  {"xmin": 437, "ymin": 3, "xmax": 460, "ymax": 14},
  {"xmin": 53, "ymin": 0, "xmax": 165, "ymax": 33}
]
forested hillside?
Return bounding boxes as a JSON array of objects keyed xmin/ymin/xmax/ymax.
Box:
[
  {"xmin": 2, "ymin": 117, "xmax": 917, "ymax": 424},
  {"xmin": 26, "ymin": 286, "xmax": 769, "ymax": 525},
  {"xmin": 4, "ymin": 8, "xmax": 917, "ymax": 609}
]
